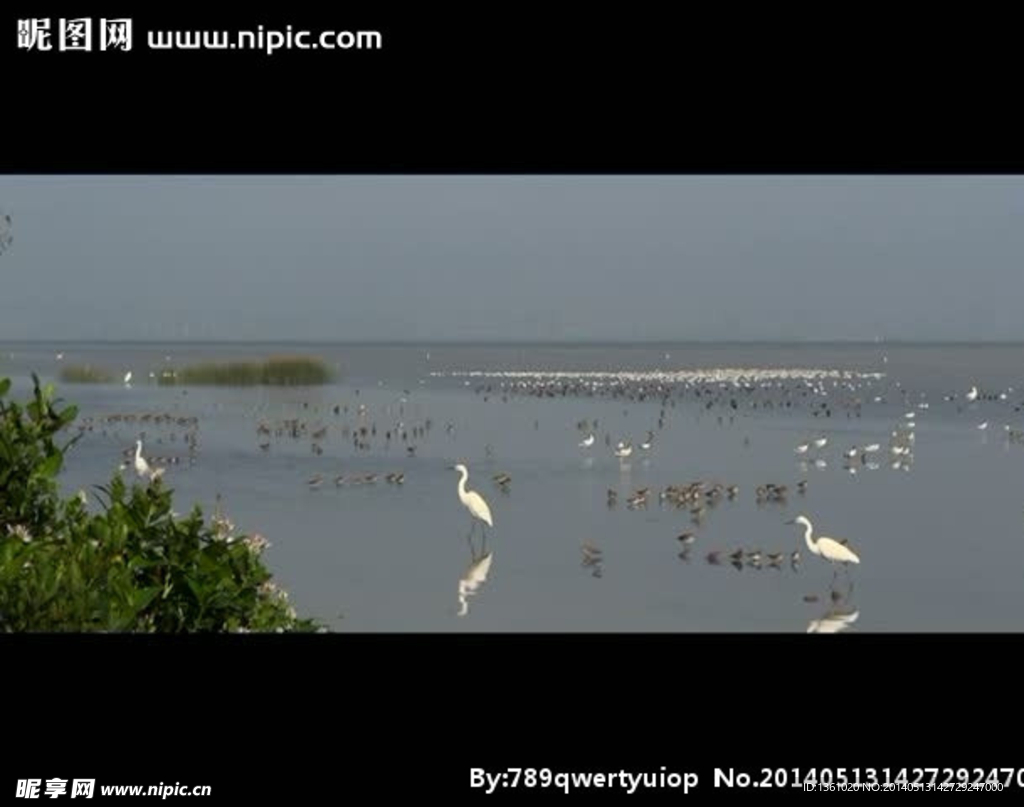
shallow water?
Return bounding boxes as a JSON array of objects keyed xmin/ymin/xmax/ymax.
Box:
[{"xmin": 3, "ymin": 340, "xmax": 1024, "ymax": 632}]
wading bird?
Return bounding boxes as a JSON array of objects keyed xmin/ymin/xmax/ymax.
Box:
[
  {"xmin": 785, "ymin": 515, "xmax": 859, "ymax": 582},
  {"xmin": 133, "ymin": 439, "xmax": 163, "ymax": 481},
  {"xmin": 451, "ymin": 463, "xmax": 494, "ymax": 540}
]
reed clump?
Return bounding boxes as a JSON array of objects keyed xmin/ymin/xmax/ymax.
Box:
[
  {"xmin": 159, "ymin": 355, "xmax": 334, "ymax": 386},
  {"xmin": 59, "ymin": 365, "xmax": 115, "ymax": 384}
]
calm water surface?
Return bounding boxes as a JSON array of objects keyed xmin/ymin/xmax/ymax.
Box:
[{"xmin": 3, "ymin": 341, "xmax": 1024, "ymax": 632}]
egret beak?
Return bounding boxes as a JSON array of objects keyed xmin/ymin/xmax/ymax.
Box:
[{"xmin": 784, "ymin": 518, "xmax": 796, "ymax": 525}]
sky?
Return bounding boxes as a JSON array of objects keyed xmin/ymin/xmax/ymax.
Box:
[{"xmin": 1, "ymin": 175, "xmax": 1022, "ymax": 342}]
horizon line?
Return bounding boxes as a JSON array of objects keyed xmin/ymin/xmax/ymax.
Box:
[{"xmin": 4, "ymin": 337, "xmax": 1024, "ymax": 347}]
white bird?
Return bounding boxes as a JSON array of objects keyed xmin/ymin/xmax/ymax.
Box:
[
  {"xmin": 579, "ymin": 433, "xmax": 595, "ymax": 448},
  {"xmin": 452, "ymin": 463, "xmax": 494, "ymax": 535},
  {"xmin": 795, "ymin": 443, "xmax": 810, "ymax": 454},
  {"xmin": 813, "ymin": 437, "xmax": 828, "ymax": 449},
  {"xmin": 977, "ymin": 422, "xmax": 988, "ymax": 430},
  {"xmin": 785, "ymin": 515, "xmax": 860, "ymax": 578},
  {"xmin": 614, "ymin": 443, "xmax": 633, "ymax": 458},
  {"xmin": 133, "ymin": 439, "xmax": 164, "ymax": 482},
  {"xmin": 124, "ymin": 371, "xmax": 133, "ymax": 386},
  {"xmin": 966, "ymin": 385, "xmax": 979, "ymax": 402},
  {"xmin": 133, "ymin": 439, "xmax": 151, "ymax": 479}
]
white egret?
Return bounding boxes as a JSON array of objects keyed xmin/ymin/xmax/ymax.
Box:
[
  {"xmin": 785, "ymin": 515, "xmax": 860, "ymax": 582},
  {"xmin": 451, "ymin": 463, "xmax": 494, "ymax": 537},
  {"xmin": 133, "ymin": 440, "xmax": 150, "ymax": 478},
  {"xmin": 579, "ymin": 433, "xmax": 595, "ymax": 448},
  {"xmin": 133, "ymin": 439, "xmax": 163, "ymax": 481},
  {"xmin": 133, "ymin": 439, "xmax": 164, "ymax": 482}
]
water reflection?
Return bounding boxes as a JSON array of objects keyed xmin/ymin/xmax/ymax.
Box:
[
  {"xmin": 805, "ymin": 581, "xmax": 859, "ymax": 633},
  {"xmin": 580, "ymin": 540, "xmax": 604, "ymax": 578},
  {"xmin": 457, "ymin": 535, "xmax": 493, "ymax": 617},
  {"xmin": 807, "ymin": 606, "xmax": 860, "ymax": 633}
]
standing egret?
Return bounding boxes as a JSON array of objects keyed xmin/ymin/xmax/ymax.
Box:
[
  {"xmin": 134, "ymin": 439, "xmax": 164, "ymax": 482},
  {"xmin": 451, "ymin": 463, "xmax": 494, "ymax": 543},
  {"xmin": 134, "ymin": 439, "xmax": 152, "ymax": 479},
  {"xmin": 785, "ymin": 515, "xmax": 859, "ymax": 584}
]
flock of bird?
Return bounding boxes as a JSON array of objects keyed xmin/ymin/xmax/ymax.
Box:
[
  {"xmin": 53, "ymin": 350, "xmax": 1024, "ymax": 630},
  {"xmin": 435, "ymin": 372, "xmax": 1024, "ymax": 625}
]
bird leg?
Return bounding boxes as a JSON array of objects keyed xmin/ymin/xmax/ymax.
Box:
[{"xmin": 481, "ymin": 529, "xmax": 489, "ymax": 556}]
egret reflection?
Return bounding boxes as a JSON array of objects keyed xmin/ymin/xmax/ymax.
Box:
[
  {"xmin": 805, "ymin": 578, "xmax": 858, "ymax": 633},
  {"xmin": 807, "ymin": 606, "xmax": 860, "ymax": 633},
  {"xmin": 580, "ymin": 540, "xmax": 604, "ymax": 578},
  {"xmin": 457, "ymin": 537, "xmax": 494, "ymax": 617}
]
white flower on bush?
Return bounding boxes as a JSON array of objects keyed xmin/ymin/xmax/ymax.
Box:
[
  {"xmin": 6, "ymin": 524, "xmax": 32, "ymax": 543},
  {"xmin": 242, "ymin": 533, "xmax": 271, "ymax": 556},
  {"xmin": 210, "ymin": 514, "xmax": 236, "ymax": 542},
  {"xmin": 258, "ymin": 580, "xmax": 289, "ymax": 603}
]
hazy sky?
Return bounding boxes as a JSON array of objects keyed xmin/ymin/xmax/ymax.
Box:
[{"xmin": 1, "ymin": 175, "xmax": 1022, "ymax": 342}]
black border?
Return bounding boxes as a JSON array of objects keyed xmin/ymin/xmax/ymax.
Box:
[
  {"xmin": 3, "ymin": 6, "xmax": 1021, "ymax": 800},
  {"xmin": 2, "ymin": 8, "xmax": 1021, "ymax": 172}
]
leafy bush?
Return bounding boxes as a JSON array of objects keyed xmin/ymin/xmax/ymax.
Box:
[{"xmin": 0, "ymin": 375, "xmax": 322, "ymax": 632}]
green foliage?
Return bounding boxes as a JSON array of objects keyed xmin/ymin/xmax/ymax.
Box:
[
  {"xmin": 158, "ymin": 356, "xmax": 334, "ymax": 387},
  {"xmin": 0, "ymin": 375, "xmax": 323, "ymax": 632},
  {"xmin": 59, "ymin": 365, "xmax": 115, "ymax": 384}
]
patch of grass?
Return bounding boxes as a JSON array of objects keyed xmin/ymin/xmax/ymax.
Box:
[
  {"xmin": 159, "ymin": 356, "xmax": 334, "ymax": 386},
  {"xmin": 59, "ymin": 365, "xmax": 115, "ymax": 384}
]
